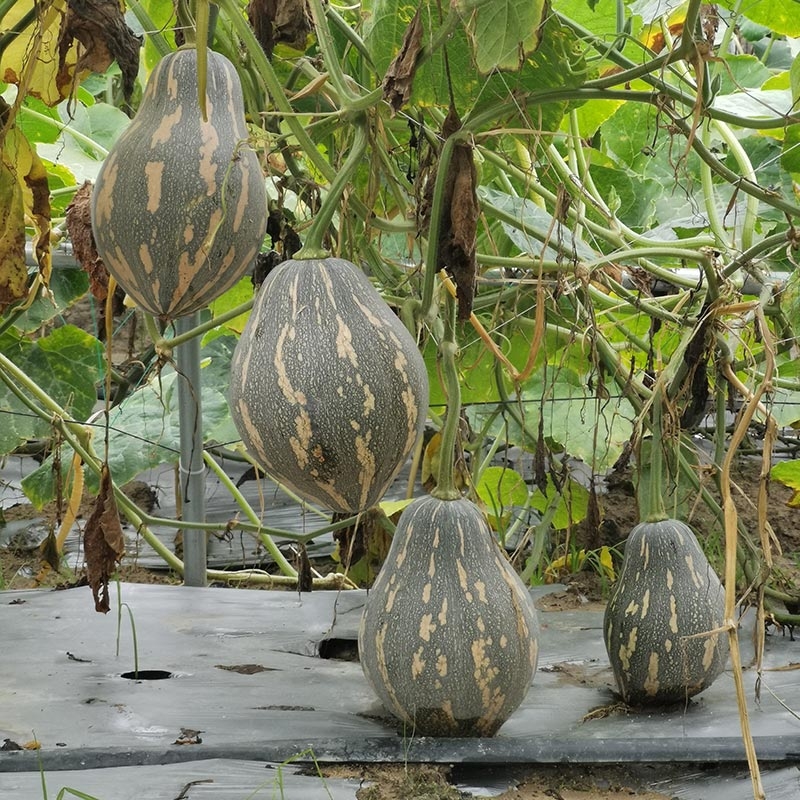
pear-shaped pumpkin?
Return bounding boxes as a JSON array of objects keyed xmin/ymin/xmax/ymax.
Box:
[
  {"xmin": 359, "ymin": 494, "xmax": 539, "ymax": 736},
  {"xmin": 603, "ymin": 518, "xmax": 729, "ymax": 705},
  {"xmin": 91, "ymin": 47, "xmax": 267, "ymax": 320},
  {"xmin": 228, "ymin": 257, "xmax": 428, "ymax": 514}
]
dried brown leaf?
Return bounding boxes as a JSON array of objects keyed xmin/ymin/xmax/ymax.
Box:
[
  {"xmin": 297, "ymin": 543, "xmax": 313, "ymax": 592},
  {"xmin": 66, "ymin": 181, "xmax": 111, "ymax": 300},
  {"xmin": 382, "ymin": 8, "xmax": 423, "ymax": 114},
  {"xmin": 437, "ymin": 106, "xmax": 478, "ymax": 320},
  {"xmin": 247, "ymin": 0, "xmax": 311, "ymax": 59},
  {"xmin": 57, "ymin": 0, "xmax": 141, "ymax": 102},
  {"xmin": 84, "ymin": 464, "xmax": 125, "ymax": 613}
]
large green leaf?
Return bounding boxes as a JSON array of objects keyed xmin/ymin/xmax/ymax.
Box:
[
  {"xmin": 21, "ymin": 336, "xmax": 237, "ymax": 505},
  {"xmin": 530, "ymin": 474, "xmax": 590, "ymax": 530},
  {"xmin": 458, "ymin": 0, "xmax": 546, "ymax": 74},
  {"xmin": 475, "ymin": 465, "xmax": 528, "ymax": 515},
  {"xmin": 423, "ymin": 318, "xmax": 570, "ymax": 410},
  {"xmin": 0, "ymin": 325, "xmax": 102, "ymax": 454},
  {"xmin": 771, "ymin": 460, "xmax": 800, "ymax": 506},
  {"xmin": 364, "ymin": 1, "xmax": 584, "ymax": 131},
  {"xmin": 781, "ymin": 124, "xmax": 800, "ymax": 174},
  {"xmin": 480, "ymin": 186, "xmax": 599, "ymax": 262},
  {"xmin": 467, "ymin": 365, "xmax": 636, "ymax": 471},
  {"xmin": 15, "ymin": 267, "xmax": 90, "ymax": 332},
  {"xmin": 588, "ymin": 163, "xmax": 660, "ymax": 231},
  {"xmin": 717, "ymin": 0, "xmax": 800, "ymax": 37}
]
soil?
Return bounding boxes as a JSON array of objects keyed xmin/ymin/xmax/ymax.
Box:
[{"xmin": 321, "ymin": 761, "xmax": 769, "ymax": 799}]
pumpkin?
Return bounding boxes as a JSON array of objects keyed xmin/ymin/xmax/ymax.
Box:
[
  {"xmin": 603, "ymin": 518, "xmax": 729, "ymax": 706},
  {"xmin": 228, "ymin": 257, "xmax": 429, "ymax": 514},
  {"xmin": 358, "ymin": 494, "xmax": 539, "ymax": 736},
  {"xmin": 91, "ymin": 47, "xmax": 267, "ymax": 320}
]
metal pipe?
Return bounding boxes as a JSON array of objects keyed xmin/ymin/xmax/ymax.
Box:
[{"xmin": 175, "ymin": 313, "xmax": 207, "ymax": 586}]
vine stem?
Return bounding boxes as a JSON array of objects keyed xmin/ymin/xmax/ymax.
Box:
[
  {"xmin": 293, "ymin": 116, "xmax": 368, "ymax": 258},
  {"xmin": 306, "ymin": 0, "xmax": 357, "ymax": 105},
  {"xmin": 719, "ymin": 351, "xmax": 773, "ymax": 800},
  {"xmin": 421, "ymin": 131, "xmax": 464, "ymax": 323},
  {"xmin": 148, "ymin": 296, "xmax": 256, "ymax": 355},
  {"xmin": 641, "ymin": 384, "xmax": 668, "ymax": 523},
  {"xmin": 712, "ymin": 119, "xmax": 759, "ymax": 253},
  {"xmin": 203, "ymin": 452, "xmax": 297, "ymax": 576},
  {"xmin": 432, "ymin": 292, "xmax": 462, "ymax": 500}
]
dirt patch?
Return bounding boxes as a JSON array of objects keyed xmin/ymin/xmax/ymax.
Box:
[{"xmin": 322, "ymin": 763, "xmax": 675, "ymax": 799}]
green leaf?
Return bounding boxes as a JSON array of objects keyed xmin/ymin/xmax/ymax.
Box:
[
  {"xmin": 480, "ymin": 186, "xmax": 599, "ymax": 262},
  {"xmin": 589, "ymin": 164, "xmax": 660, "ymax": 230},
  {"xmin": 365, "ymin": 2, "xmax": 584, "ymax": 133},
  {"xmin": 15, "ymin": 267, "xmax": 90, "ymax": 332},
  {"xmin": 60, "ymin": 101, "xmax": 131, "ymax": 154},
  {"xmin": 16, "ymin": 99, "xmax": 61, "ymax": 144},
  {"xmin": 204, "ymin": 277, "xmax": 255, "ymax": 344},
  {"xmin": 771, "ymin": 460, "xmax": 800, "ymax": 507},
  {"xmin": 0, "ymin": 325, "xmax": 102, "ymax": 454},
  {"xmin": 458, "ymin": 0, "xmax": 546, "ymax": 74},
  {"xmin": 572, "ymin": 98, "xmax": 624, "ymax": 139},
  {"xmin": 715, "ymin": 55, "xmax": 771, "ymax": 95},
  {"xmin": 20, "ymin": 336, "xmax": 236, "ymax": 506},
  {"xmin": 462, "ymin": 365, "xmax": 636, "ymax": 473},
  {"xmin": 422, "ymin": 318, "xmax": 569, "ymax": 409},
  {"xmin": 475, "ymin": 465, "xmax": 529, "ymax": 515},
  {"xmin": 711, "ymin": 89, "xmax": 794, "ymax": 120},
  {"xmin": 529, "ymin": 474, "xmax": 589, "ymax": 530},
  {"xmin": 717, "ymin": 0, "xmax": 800, "ymax": 37},
  {"xmin": 781, "ymin": 124, "xmax": 800, "ymax": 174},
  {"xmin": 791, "ymin": 52, "xmax": 800, "ymax": 105},
  {"xmin": 552, "ymin": 0, "xmax": 622, "ymax": 39}
]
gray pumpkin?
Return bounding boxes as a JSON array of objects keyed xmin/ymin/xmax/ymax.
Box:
[
  {"xmin": 92, "ymin": 48, "xmax": 266, "ymax": 321},
  {"xmin": 229, "ymin": 257, "xmax": 428, "ymax": 514},
  {"xmin": 359, "ymin": 494, "xmax": 539, "ymax": 736},
  {"xmin": 604, "ymin": 518, "xmax": 729, "ymax": 705}
]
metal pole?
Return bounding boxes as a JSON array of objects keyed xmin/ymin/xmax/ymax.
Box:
[{"xmin": 176, "ymin": 313, "xmax": 207, "ymax": 586}]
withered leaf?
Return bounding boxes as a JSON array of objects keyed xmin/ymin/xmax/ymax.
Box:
[
  {"xmin": 66, "ymin": 181, "xmax": 109, "ymax": 300},
  {"xmin": 84, "ymin": 464, "xmax": 125, "ymax": 613},
  {"xmin": 247, "ymin": 0, "xmax": 311, "ymax": 59},
  {"xmin": 382, "ymin": 8, "xmax": 423, "ymax": 114},
  {"xmin": 0, "ymin": 157, "xmax": 28, "ymax": 313},
  {"xmin": 57, "ymin": 0, "xmax": 141, "ymax": 102},
  {"xmin": 215, "ymin": 663, "xmax": 272, "ymax": 674},
  {"xmin": 436, "ymin": 105, "xmax": 478, "ymax": 320},
  {"xmin": 297, "ymin": 543, "xmax": 313, "ymax": 592}
]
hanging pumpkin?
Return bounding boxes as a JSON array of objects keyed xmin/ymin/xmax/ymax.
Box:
[
  {"xmin": 91, "ymin": 47, "xmax": 267, "ymax": 320},
  {"xmin": 228, "ymin": 256, "xmax": 429, "ymax": 514}
]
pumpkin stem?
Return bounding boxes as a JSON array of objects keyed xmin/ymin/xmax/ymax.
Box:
[
  {"xmin": 641, "ymin": 383, "xmax": 669, "ymax": 523},
  {"xmin": 432, "ymin": 291, "xmax": 462, "ymax": 501},
  {"xmin": 293, "ymin": 118, "xmax": 369, "ymax": 259}
]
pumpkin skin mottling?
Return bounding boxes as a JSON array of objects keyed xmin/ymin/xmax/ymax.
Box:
[
  {"xmin": 91, "ymin": 48, "xmax": 267, "ymax": 321},
  {"xmin": 228, "ymin": 257, "xmax": 429, "ymax": 514},
  {"xmin": 603, "ymin": 519, "xmax": 729, "ymax": 706},
  {"xmin": 359, "ymin": 495, "xmax": 539, "ymax": 736}
]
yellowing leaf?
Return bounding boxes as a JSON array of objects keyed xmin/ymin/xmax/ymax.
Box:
[
  {"xmin": 1, "ymin": 1, "xmax": 77, "ymax": 107},
  {"xmin": 772, "ymin": 460, "xmax": 800, "ymax": 508},
  {"xmin": 1, "ymin": 124, "xmax": 52, "ymax": 292},
  {"xmin": 599, "ymin": 546, "xmax": 616, "ymax": 582},
  {"xmin": 0, "ymin": 156, "xmax": 28, "ymax": 311}
]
